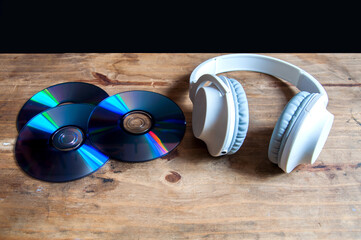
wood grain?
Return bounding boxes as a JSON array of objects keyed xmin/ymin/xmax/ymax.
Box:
[{"xmin": 0, "ymin": 53, "xmax": 360, "ymax": 239}]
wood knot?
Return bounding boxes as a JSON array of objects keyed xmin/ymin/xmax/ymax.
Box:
[{"xmin": 165, "ymin": 171, "xmax": 181, "ymax": 183}]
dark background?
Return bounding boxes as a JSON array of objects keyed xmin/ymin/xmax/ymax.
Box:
[{"xmin": 0, "ymin": 1, "xmax": 358, "ymax": 53}]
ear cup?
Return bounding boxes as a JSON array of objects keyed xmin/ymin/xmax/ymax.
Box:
[
  {"xmin": 268, "ymin": 91, "xmax": 313, "ymax": 163},
  {"xmin": 218, "ymin": 76, "xmax": 249, "ymax": 154}
]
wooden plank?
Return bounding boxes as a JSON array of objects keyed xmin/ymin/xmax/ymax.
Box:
[{"xmin": 0, "ymin": 53, "xmax": 360, "ymax": 239}]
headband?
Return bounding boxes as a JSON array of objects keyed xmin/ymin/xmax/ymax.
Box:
[{"xmin": 190, "ymin": 54, "xmax": 327, "ymax": 103}]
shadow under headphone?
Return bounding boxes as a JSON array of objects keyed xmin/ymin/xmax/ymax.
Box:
[{"xmin": 189, "ymin": 54, "xmax": 334, "ymax": 173}]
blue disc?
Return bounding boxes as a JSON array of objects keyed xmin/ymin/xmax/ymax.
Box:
[
  {"xmin": 16, "ymin": 82, "xmax": 109, "ymax": 132},
  {"xmin": 15, "ymin": 104, "xmax": 109, "ymax": 182},
  {"xmin": 88, "ymin": 91, "xmax": 186, "ymax": 162}
]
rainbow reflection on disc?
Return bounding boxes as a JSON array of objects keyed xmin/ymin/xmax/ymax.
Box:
[
  {"xmin": 16, "ymin": 82, "xmax": 109, "ymax": 132},
  {"xmin": 15, "ymin": 104, "xmax": 109, "ymax": 182},
  {"xmin": 88, "ymin": 91, "xmax": 186, "ymax": 162}
]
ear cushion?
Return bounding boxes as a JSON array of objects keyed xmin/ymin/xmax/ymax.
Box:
[
  {"xmin": 218, "ymin": 76, "xmax": 249, "ymax": 154},
  {"xmin": 268, "ymin": 91, "xmax": 313, "ymax": 163}
]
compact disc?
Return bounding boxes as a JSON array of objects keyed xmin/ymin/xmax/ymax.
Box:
[
  {"xmin": 88, "ymin": 91, "xmax": 186, "ymax": 162},
  {"xmin": 16, "ymin": 82, "xmax": 109, "ymax": 132},
  {"xmin": 15, "ymin": 104, "xmax": 109, "ymax": 182}
]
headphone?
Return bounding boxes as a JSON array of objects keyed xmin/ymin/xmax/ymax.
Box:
[{"xmin": 189, "ymin": 54, "xmax": 334, "ymax": 173}]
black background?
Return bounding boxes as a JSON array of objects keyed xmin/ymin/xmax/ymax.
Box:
[{"xmin": 0, "ymin": 1, "xmax": 358, "ymax": 53}]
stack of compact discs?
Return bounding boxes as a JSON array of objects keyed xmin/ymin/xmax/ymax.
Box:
[
  {"xmin": 15, "ymin": 82, "xmax": 110, "ymax": 182},
  {"xmin": 15, "ymin": 83, "xmax": 187, "ymax": 182}
]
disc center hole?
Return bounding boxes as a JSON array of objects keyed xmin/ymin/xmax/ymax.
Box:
[
  {"xmin": 52, "ymin": 126, "xmax": 84, "ymax": 151},
  {"xmin": 123, "ymin": 111, "xmax": 152, "ymax": 134},
  {"xmin": 59, "ymin": 132, "xmax": 78, "ymax": 144}
]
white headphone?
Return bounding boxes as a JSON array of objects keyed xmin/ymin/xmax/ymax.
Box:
[{"xmin": 189, "ymin": 54, "xmax": 334, "ymax": 173}]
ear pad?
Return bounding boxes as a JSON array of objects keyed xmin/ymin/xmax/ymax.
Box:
[
  {"xmin": 218, "ymin": 76, "xmax": 249, "ymax": 154},
  {"xmin": 268, "ymin": 91, "xmax": 313, "ymax": 163}
]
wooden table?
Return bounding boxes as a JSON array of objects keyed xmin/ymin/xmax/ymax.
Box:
[{"xmin": 0, "ymin": 53, "xmax": 360, "ymax": 239}]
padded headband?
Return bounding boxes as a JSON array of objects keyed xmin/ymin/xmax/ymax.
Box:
[{"xmin": 190, "ymin": 54, "xmax": 328, "ymax": 103}]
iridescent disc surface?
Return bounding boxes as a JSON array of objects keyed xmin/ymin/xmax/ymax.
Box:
[
  {"xmin": 88, "ymin": 91, "xmax": 186, "ymax": 162},
  {"xmin": 16, "ymin": 82, "xmax": 109, "ymax": 132},
  {"xmin": 15, "ymin": 104, "xmax": 109, "ymax": 182}
]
